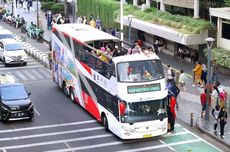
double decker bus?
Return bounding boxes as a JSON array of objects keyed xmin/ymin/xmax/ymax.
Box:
[{"xmin": 51, "ymin": 23, "xmax": 168, "ymax": 139}]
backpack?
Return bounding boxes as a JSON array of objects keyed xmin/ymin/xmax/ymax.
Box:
[{"xmin": 171, "ymin": 69, "xmax": 175, "ymax": 77}]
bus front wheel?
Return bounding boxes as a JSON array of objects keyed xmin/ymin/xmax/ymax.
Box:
[
  {"xmin": 102, "ymin": 114, "xmax": 109, "ymax": 132},
  {"xmin": 70, "ymin": 89, "xmax": 75, "ymax": 103}
]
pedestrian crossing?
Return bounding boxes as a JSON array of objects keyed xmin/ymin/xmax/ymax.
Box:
[
  {"xmin": 0, "ymin": 120, "xmax": 222, "ymax": 152},
  {"xmin": 0, "ymin": 56, "xmax": 51, "ymax": 82}
]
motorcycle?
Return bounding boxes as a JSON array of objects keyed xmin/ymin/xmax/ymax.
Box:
[
  {"xmin": 35, "ymin": 28, "xmax": 44, "ymax": 42},
  {"xmin": 26, "ymin": 24, "xmax": 36, "ymax": 38},
  {"xmin": 21, "ymin": 22, "xmax": 27, "ymax": 34}
]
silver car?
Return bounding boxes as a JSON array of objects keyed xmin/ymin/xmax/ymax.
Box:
[{"xmin": 0, "ymin": 38, "xmax": 27, "ymax": 66}]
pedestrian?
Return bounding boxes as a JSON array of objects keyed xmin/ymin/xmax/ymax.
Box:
[
  {"xmin": 89, "ymin": 18, "xmax": 96, "ymax": 28},
  {"xmin": 178, "ymin": 69, "xmax": 187, "ymax": 92},
  {"xmin": 96, "ymin": 16, "xmax": 102, "ymax": 29},
  {"xmin": 218, "ymin": 107, "xmax": 228, "ymax": 138},
  {"xmin": 48, "ymin": 50, "xmax": 52, "ymax": 70},
  {"xmin": 200, "ymin": 89, "xmax": 207, "ymax": 118},
  {"xmin": 193, "ymin": 61, "xmax": 202, "ymax": 87},
  {"xmin": 15, "ymin": 14, "xmax": 20, "ymax": 28},
  {"xmin": 76, "ymin": 15, "xmax": 83, "ymax": 23},
  {"xmin": 190, "ymin": 49, "xmax": 195, "ymax": 64},
  {"xmin": 194, "ymin": 49, "xmax": 199, "ymax": 63},
  {"xmin": 64, "ymin": 18, "xmax": 70, "ymax": 23},
  {"xmin": 212, "ymin": 105, "xmax": 220, "ymax": 134},
  {"xmin": 201, "ymin": 64, "xmax": 207, "ymax": 85},
  {"xmin": 211, "ymin": 59, "xmax": 219, "ymax": 84},
  {"xmin": 167, "ymin": 65, "xmax": 175, "ymax": 84},
  {"xmin": 153, "ymin": 39, "xmax": 159, "ymax": 54},
  {"xmin": 27, "ymin": 1, "xmax": 30, "ymax": 13},
  {"xmin": 167, "ymin": 80, "xmax": 180, "ymax": 109},
  {"xmin": 19, "ymin": 0, "xmax": 23, "ymax": 8},
  {"xmin": 167, "ymin": 94, "xmax": 176, "ymax": 133},
  {"xmin": 23, "ymin": 0, "xmax": 27, "ymax": 12}
]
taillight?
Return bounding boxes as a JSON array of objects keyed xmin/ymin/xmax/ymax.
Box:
[{"xmin": 119, "ymin": 102, "xmax": 126, "ymax": 116}]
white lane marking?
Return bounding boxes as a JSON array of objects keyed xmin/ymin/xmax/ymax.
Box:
[
  {"xmin": 64, "ymin": 142, "xmax": 72, "ymax": 152},
  {"xmin": 0, "ymin": 120, "xmax": 97, "ymax": 133},
  {"xmin": 30, "ymin": 69, "xmax": 44, "ymax": 79},
  {"xmin": 182, "ymin": 126, "xmax": 223, "ymax": 152},
  {"xmin": 159, "ymin": 140, "xmax": 175, "ymax": 151},
  {"xmin": 0, "ymin": 127, "xmax": 103, "ymax": 141},
  {"xmin": 116, "ymin": 139, "xmax": 202, "ymax": 152},
  {"xmin": 34, "ymin": 108, "xmax": 40, "ymax": 116},
  {"xmin": 163, "ymin": 131, "xmax": 189, "ymax": 137},
  {"xmin": 23, "ymin": 70, "xmax": 37, "ymax": 80},
  {"xmin": 0, "ymin": 134, "xmax": 113, "ymax": 150},
  {"xmin": 38, "ymin": 68, "xmax": 51, "ymax": 78},
  {"xmin": 44, "ymin": 141, "xmax": 123, "ymax": 152},
  {"xmin": 0, "ymin": 65, "xmax": 44, "ymax": 71},
  {"xmin": 14, "ymin": 71, "xmax": 29, "ymax": 81}
]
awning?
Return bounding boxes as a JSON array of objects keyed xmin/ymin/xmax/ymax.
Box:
[{"xmin": 117, "ymin": 16, "xmax": 208, "ymax": 46}]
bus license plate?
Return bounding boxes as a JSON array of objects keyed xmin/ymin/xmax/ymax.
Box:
[{"xmin": 143, "ymin": 134, "xmax": 152, "ymax": 138}]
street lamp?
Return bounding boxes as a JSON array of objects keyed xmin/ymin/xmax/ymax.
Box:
[
  {"xmin": 127, "ymin": 15, "xmax": 133, "ymax": 44},
  {"xmin": 37, "ymin": 0, "xmax": 39, "ymax": 28},
  {"xmin": 205, "ymin": 37, "xmax": 215, "ymax": 121}
]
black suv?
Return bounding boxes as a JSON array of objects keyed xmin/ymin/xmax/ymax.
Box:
[{"xmin": 0, "ymin": 83, "xmax": 34, "ymax": 121}]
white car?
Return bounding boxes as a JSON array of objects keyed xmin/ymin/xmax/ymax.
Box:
[
  {"xmin": 0, "ymin": 38, "xmax": 27, "ymax": 66},
  {"xmin": 0, "ymin": 29, "xmax": 14, "ymax": 40}
]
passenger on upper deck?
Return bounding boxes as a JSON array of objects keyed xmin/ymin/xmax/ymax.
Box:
[{"xmin": 127, "ymin": 40, "xmax": 142, "ymax": 55}]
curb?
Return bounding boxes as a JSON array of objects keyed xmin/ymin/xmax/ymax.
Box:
[
  {"xmin": 195, "ymin": 120, "xmax": 230, "ymax": 149},
  {"xmin": 14, "ymin": 35, "xmax": 50, "ymax": 68}
]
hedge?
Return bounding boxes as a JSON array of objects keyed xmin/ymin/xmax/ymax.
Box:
[
  {"xmin": 41, "ymin": 2, "xmax": 56, "ymax": 11},
  {"xmin": 204, "ymin": 48, "xmax": 230, "ymax": 68},
  {"xmin": 50, "ymin": 3, "xmax": 64, "ymax": 14}
]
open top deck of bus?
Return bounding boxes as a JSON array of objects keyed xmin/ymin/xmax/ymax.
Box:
[{"xmin": 52, "ymin": 23, "xmax": 120, "ymax": 43}]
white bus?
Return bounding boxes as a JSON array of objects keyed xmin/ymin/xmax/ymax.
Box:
[{"xmin": 51, "ymin": 23, "xmax": 168, "ymax": 139}]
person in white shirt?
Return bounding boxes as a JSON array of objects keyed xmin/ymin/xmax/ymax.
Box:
[
  {"xmin": 167, "ymin": 65, "xmax": 175, "ymax": 84},
  {"xmin": 178, "ymin": 70, "xmax": 187, "ymax": 92}
]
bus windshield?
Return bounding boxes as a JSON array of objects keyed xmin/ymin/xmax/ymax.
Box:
[
  {"xmin": 120, "ymin": 98, "xmax": 167, "ymax": 123},
  {"xmin": 117, "ymin": 60, "xmax": 164, "ymax": 82}
]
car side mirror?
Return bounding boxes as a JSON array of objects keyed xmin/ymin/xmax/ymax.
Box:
[{"xmin": 28, "ymin": 92, "xmax": 31, "ymax": 96}]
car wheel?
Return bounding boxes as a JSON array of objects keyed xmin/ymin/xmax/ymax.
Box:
[
  {"xmin": 62, "ymin": 82, "xmax": 69, "ymax": 96},
  {"xmin": 23, "ymin": 62, "xmax": 27, "ymax": 66},
  {"xmin": 70, "ymin": 89, "xmax": 75, "ymax": 103},
  {"xmin": 102, "ymin": 114, "xmax": 109, "ymax": 132}
]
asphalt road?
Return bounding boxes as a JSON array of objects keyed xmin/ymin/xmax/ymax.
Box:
[{"xmin": 0, "ymin": 5, "xmax": 229, "ymax": 151}]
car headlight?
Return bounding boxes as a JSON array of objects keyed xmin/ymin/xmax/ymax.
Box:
[
  {"xmin": 1, "ymin": 105, "xmax": 10, "ymax": 111},
  {"xmin": 121, "ymin": 125, "xmax": 136, "ymax": 133}
]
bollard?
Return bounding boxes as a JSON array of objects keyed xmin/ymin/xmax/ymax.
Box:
[{"xmin": 190, "ymin": 113, "xmax": 194, "ymax": 127}]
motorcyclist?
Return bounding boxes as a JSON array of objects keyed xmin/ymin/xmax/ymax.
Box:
[{"xmin": 15, "ymin": 14, "xmax": 20, "ymax": 28}]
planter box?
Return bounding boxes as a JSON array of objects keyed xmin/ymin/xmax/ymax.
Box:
[{"xmin": 219, "ymin": 65, "xmax": 230, "ymax": 75}]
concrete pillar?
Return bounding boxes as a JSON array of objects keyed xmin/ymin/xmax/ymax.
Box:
[
  {"xmin": 160, "ymin": 0, "xmax": 165, "ymax": 11},
  {"xmin": 121, "ymin": 0, "xmax": 126, "ymax": 3},
  {"xmin": 217, "ymin": 18, "xmax": 221, "ymax": 48},
  {"xmin": 133, "ymin": 0, "xmax": 138, "ymax": 6},
  {"xmin": 146, "ymin": 0, "xmax": 150, "ymax": 8},
  {"xmin": 194, "ymin": 0, "xmax": 199, "ymax": 18}
]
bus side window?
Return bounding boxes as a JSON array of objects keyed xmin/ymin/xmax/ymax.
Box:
[{"xmin": 64, "ymin": 35, "xmax": 71, "ymax": 49}]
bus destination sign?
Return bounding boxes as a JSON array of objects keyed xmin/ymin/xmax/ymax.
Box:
[{"xmin": 127, "ymin": 83, "xmax": 161, "ymax": 94}]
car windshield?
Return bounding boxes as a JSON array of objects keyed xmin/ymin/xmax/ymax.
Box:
[
  {"xmin": 117, "ymin": 59, "xmax": 164, "ymax": 82},
  {"xmin": 120, "ymin": 98, "xmax": 167, "ymax": 123},
  {"xmin": 0, "ymin": 85, "xmax": 28, "ymax": 101},
  {"xmin": 5, "ymin": 43, "xmax": 22, "ymax": 51},
  {"xmin": 0, "ymin": 34, "xmax": 14, "ymax": 39}
]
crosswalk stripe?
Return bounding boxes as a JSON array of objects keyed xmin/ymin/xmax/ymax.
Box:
[
  {"xmin": 0, "ymin": 120, "xmax": 97, "ymax": 133},
  {"xmin": 14, "ymin": 71, "xmax": 29, "ymax": 81},
  {"xmin": 30, "ymin": 69, "xmax": 45, "ymax": 79},
  {"xmin": 0, "ymin": 134, "xmax": 113, "ymax": 151},
  {"xmin": 0, "ymin": 127, "xmax": 104, "ymax": 141},
  {"xmin": 23, "ymin": 69, "xmax": 37, "ymax": 80},
  {"xmin": 38, "ymin": 68, "xmax": 51, "ymax": 78}
]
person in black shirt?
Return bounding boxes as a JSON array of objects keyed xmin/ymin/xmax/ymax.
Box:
[{"xmin": 218, "ymin": 107, "xmax": 228, "ymax": 138}]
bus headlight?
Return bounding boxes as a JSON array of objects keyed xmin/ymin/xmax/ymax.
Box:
[{"xmin": 121, "ymin": 125, "xmax": 136, "ymax": 133}]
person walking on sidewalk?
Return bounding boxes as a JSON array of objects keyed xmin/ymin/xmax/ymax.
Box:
[
  {"xmin": 218, "ymin": 107, "xmax": 228, "ymax": 138},
  {"xmin": 211, "ymin": 59, "xmax": 219, "ymax": 84},
  {"xmin": 193, "ymin": 61, "xmax": 202, "ymax": 87},
  {"xmin": 201, "ymin": 64, "xmax": 207, "ymax": 85},
  {"xmin": 200, "ymin": 89, "xmax": 207, "ymax": 118},
  {"xmin": 167, "ymin": 80, "xmax": 180, "ymax": 109},
  {"xmin": 212, "ymin": 105, "xmax": 220, "ymax": 134},
  {"xmin": 178, "ymin": 69, "xmax": 187, "ymax": 92},
  {"xmin": 167, "ymin": 65, "xmax": 175, "ymax": 84}
]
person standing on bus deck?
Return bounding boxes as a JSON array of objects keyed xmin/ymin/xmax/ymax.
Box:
[
  {"xmin": 96, "ymin": 16, "xmax": 102, "ymax": 30},
  {"xmin": 89, "ymin": 18, "xmax": 96, "ymax": 28}
]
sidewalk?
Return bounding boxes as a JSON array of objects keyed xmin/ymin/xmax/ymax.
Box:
[{"xmin": 1, "ymin": 1, "xmax": 230, "ymax": 148}]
